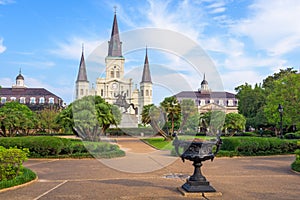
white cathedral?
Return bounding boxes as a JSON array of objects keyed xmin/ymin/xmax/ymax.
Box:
[{"xmin": 75, "ymin": 12, "xmax": 153, "ymax": 127}]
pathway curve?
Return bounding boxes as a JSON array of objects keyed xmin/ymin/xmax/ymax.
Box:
[{"xmin": 0, "ymin": 136, "xmax": 299, "ymax": 199}]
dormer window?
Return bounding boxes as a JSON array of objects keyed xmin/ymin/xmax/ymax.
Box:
[
  {"xmin": 39, "ymin": 97, "xmax": 45, "ymax": 104},
  {"xmin": 20, "ymin": 97, "xmax": 26, "ymax": 104},
  {"xmin": 30, "ymin": 97, "xmax": 36, "ymax": 104},
  {"xmin": 1, "ymin": 97, "xmax": 6, "ymax": 104},
  {"xmin": 49, "ymin": 97, "xmax": 54, "ymax": 104},
  {"xmin": 10, "ymin": 97, "xmax": 16, "ymax": 101}
]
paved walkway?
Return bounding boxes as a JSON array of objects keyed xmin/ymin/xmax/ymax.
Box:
[{"xmin": 0, "ymin": 136, "xmax": 299, "ymax": 199}]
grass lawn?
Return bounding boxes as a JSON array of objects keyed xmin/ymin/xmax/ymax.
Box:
[{"xmin": 142, "ymin": 135, "xmax": 216, "ymax": 150}]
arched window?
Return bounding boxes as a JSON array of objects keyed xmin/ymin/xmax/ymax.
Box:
[
  {"xmin": 20, "ymin": 97, "xmax": 26, "ymax": 104},
  {"xmin": 10, "ymin": 97, "xmax": 16, "ymax": 101},
  {"xmin": 30, "ymin": 97, "xmax": 36, "ymax": 104},
  {"xmin": 1, "ymin": 97, "xmax": 6, "ymax": 104},
  {"xmin": 49, "ymin": 97, "xmax": 54, "ymax": 104},
  {"xmin": 39, "ymin": 97, "xmax": 45, "ymax": 104},
  {"xmin": 146, "ymin": 90, "xmax": 149, "ymax": 96},
  {"xmin": 110, "ymin": 70, "xmax": 114, "ymax": 78}
]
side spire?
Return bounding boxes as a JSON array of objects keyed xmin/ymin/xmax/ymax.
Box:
[
  {"xmin": 141, "ymin": 47, "xmax": 152, "ymax": 83},
  {"xmin": 76, "ymin": 44, "xmax": 88, "ymax": 83},
  {"xmin": 108, "ymin": 10, "xmax": 122, "ymax": 57}
]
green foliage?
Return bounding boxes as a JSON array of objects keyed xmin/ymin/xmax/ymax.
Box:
[
  {"xmin": 291, "ymin": 148, "xmax": 300, "ymax": 172},
  {"xmin": 179, "ymin": 99, "xmax": 198, "ymax": 132},
  {"xmin": 106, "ymin": 127, "xmax": 157, "ymax": 136},
  {"xmin": 225, "ymin": 137, "xmax": 299, "ymax": 156},
  {"xmin": 57, "ymin": 95, "xmax": 120, "ymax": 141},
  {"xmin": 141, "ymin": 104, "xmax": 172, "ymax": 141},
  {"xmin": 224, "ymin": 113, "xmax": 246, "ymax": 136},
  {"xmin": 160, "ymin": 96, "xmax": 181, "ymax": 134},
  {"xmin": 0, "ymin": 101, "xmax": 36, "ymax": 137},
  {"xmin": 235, "ymin": 83, "xmax": 268, "ymax": 129},
  {"xmin": 0, "ymin": 136, "xmax": 125, "ymax": 159},
  {"xmin": 36, "ymin": 109, "xmax": 60, "ymax": 134},
  {"xmin": 0, "ymin": 146, "xmax": 29, "ymax": 181},
  {"xmin": 264, "ymin": 73, "xmax": 300, "ymax": 130},
  {"xmin": 0, "ymin": 167, "xmax": 36, "ymax": 190}
]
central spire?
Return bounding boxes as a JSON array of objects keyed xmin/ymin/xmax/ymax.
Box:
[
  {"xmin": 141, "ymin": 47, "xmax": 152, "ymax": 83},
  {"xmin": 76, "ymin": 44, "xmax": 88, "ymax": 83},
  {"xmin": 108, "ymin": 11, "xmax": 122, "ymax": 57}
]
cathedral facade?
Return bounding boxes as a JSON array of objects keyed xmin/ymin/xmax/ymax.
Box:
[{"xmin": 75, "ymin": 13, "xmax": 153, "ymax": 126}]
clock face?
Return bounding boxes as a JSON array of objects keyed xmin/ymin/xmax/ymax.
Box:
[{"xmin": 111, "ymin": 82, "xmax": 118, "ymax": 90}]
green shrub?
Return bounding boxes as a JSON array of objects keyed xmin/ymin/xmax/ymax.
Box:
[
  {"xmin": 0, "ymin": 137, "xmax": 125, "ymax": 159},
  {"xmin": 0, "ymin": 146, "xmax": 29, "ymax": 181},
  {"xmin": 284, "ymin": 132, "xmax": 300, "ymax": 139},
  {"xmin": 291, "ymin": 149, "xmax": 300, "ymax": 172},
  {"xmin": 0, "ymin": 136, "xmax": 67, "ymax": 157},
  {"xmin": 0, "ymin": 167, "xmax": 36, "ymax": 189},
  {"xmin": 107, "ymin": 128, "xmax": 157, "ymax": 136},
  {"xmin": 220, "ymin": 137, "xmax": 241, "ymax": 151}
]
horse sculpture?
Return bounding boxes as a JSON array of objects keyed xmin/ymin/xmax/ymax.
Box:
[{"xmin": 114, "ymin": 92, "xmax": 138, "ymax": 114}]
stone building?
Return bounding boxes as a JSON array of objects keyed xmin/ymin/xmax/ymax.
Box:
[
  {"xmin": 75, "ymin": 12, "xmax": 153, "ymax": 126},
  {"xmin": 175, "ymin": 74, "xmax": 238, "ymax": 114},
  {"xmin": 0, "ymin": 70, "xmax": 63, "ymax": 111}
]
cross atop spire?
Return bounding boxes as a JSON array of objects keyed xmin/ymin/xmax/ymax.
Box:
[
  {"xmin": 141, "ymin": 46, "xmax": 152, "ymax": 83},
  {"xmin": 107, "ymin": 11, "xmax": 122, "ymax": 57},
  {"xmin": 114, "ymin": 5, "xmax": 117, "ymax": 14}
]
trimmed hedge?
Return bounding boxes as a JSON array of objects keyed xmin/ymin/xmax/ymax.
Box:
[
  {"xmin": 0, "ymin": 137, "xmax": 125, "ymax": 158},
  {"xmin": 220, "ymin": 137, "xmax": 298, "ymax": 156},
  {"xmin": 106, "ymin": 128, "xmax": 157, "ymax": 136}
]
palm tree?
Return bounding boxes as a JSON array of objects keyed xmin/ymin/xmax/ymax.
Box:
[
  {"xmin": 141, "ymin": 104, "xmax": 172, "ymax": 141},
  {"xmin": 160, "ymin": 96, "xmax": 181, "ymax": 135}
]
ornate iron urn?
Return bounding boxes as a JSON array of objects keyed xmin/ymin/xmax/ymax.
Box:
[{"xmin": 173, "ymin": 135, "xmax": 222, "ymax": 192}]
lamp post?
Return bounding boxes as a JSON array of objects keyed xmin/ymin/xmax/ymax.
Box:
[{"xmin": 278, "ymin": 104, "xmax": 283, "ymax": 138}]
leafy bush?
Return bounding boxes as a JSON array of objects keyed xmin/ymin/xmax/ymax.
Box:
[
  {"xmin": 0, "ymin": 167, "xmax": 36, "ymax": 189},
  {"xmin": 107, "ymin": 128, "xmax": 157, "ymax": 136},
  {"xmin": 235, "ymin": 137, "xmax": 298, "ymax": 156},
  {"xmin": 0, "ymin": 146, "xmax": 29, "ymax": 181},
  {"xmin": 284, "ymin": 132, "xmax": 300, "ymax": 139},
  {"xmin": 0, "ymin": 137, "xmax": 125, "ymax": 158},
  {"xmin": 291, "ymin": 148, "xmax": 300, "ymax": 172}
]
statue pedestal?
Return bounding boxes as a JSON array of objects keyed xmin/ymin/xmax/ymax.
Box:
[{"xmin": 119, "ymin": 113, "xmax": 138, "ymax": 128}]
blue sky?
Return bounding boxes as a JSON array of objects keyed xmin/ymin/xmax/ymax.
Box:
[{"xmin": 1, "ymin": 0, "xmax": 300, "ymax": 104}]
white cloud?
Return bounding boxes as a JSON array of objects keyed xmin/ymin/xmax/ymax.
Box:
[
  {"xmin": 144, "ymin": 0, "xmax": 206, "ymax": 41},
  {"xmin": 231, "ymin": 0, "xmax": 300, "ymax": 56},
  {"xmin": 0, "ymin": 77, "xmax": 13, "ymax": 87},
  {"xmin": 0, "ymin": 38, "xmax": 6, "ymax": 54},
  {"xmin": 220, "ymin": 70, "xmax": 265, "ymax": 93},
  {"xmin": 0, "ymin": 0, "xmax": 14, "ymax": 5},
  {"xmin": 49, "ymin": 36, "xmax": 102, "ymax": 60}
]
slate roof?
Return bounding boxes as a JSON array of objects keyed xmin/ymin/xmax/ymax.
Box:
[
  {"xmin": 76, "ymin": 48, "xmax": 88, "ymax": 82},
  {"xmin": 0, "ymin": 88, "xmax": 61, "ymax": 99},
  {"xmin": 141, "ymin": 48, "xmax": 152, "ymax": 83},
  {"xmin": 108, "ymin": 13, "xmax": 122, "ymax": 57},
  {"xmin": 175, "ymin": 91, "xmax": 236, "ymax": 99}
]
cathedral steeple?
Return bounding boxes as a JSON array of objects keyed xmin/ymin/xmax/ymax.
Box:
[
  {"xmin": 75, "ymin": 44, "xmax": 89, "ymax": 100},
  {"xmin": 76, "ymin": 44, "xmax": 88, "ymax": 83},
  {"xmin": 108, "ymin": 11, "xmax": 122, "ymax": 57},
  {"xmin": 141, "ymin": 47, "xmax": 152, "ymax": 83}
]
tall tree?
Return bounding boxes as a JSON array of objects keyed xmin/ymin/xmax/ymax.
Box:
[
  {"xmin": 141, "ymin": 104, "xmax": 172, "ymax": 141},
  {"xmin": 0, "ymin": 102, "xmax": 36, "ymax": 136},
  {"xmin": 178, "ymin": 99, "xmax": 198, "ymax": 133},
  {"xmin": 223, "ymin": 113, "xmax": 246, "ymax": 136},
  {"xmin": 160, "ymin": 96, "xmax": 181, "ymax": 135},
  {"xmin": 36, "ymin": 109, "xmax": 60, "ymax": 134},
  {"xmin": 56, "ymin": 96, "xmax": 120, "ymax": 141},
  {"xmin": 264, "ymin": 73, "xmax": 300, "ymax": 131},
  {"xmin": 235, "ymin": 83, "xmax": 267, "ymax": 129}
]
